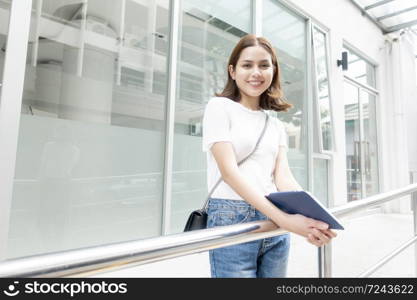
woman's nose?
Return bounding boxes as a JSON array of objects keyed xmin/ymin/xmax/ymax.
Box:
[{"xmin": 251, "ymin": 67, "xmax": 261, "ymax": 76}]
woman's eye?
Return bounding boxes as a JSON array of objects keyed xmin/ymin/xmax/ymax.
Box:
[
  {"xmin": 261, "ymin": 64, "xmax": 270, "ymax": 68},
  {"xmin": 242, "ymin": 64, "xmax": 251, "ymax": 68}
]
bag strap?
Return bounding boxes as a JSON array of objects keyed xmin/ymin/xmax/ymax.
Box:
[{"xmin": 202, "ymin": 113, "xmax": 269, "ymax": 211}]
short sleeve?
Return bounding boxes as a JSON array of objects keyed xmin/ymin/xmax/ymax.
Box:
[
  {"xmin": 277, "ymin": 120, "xmax": 288, "ymax": 152},
  {"xmin": 202, "ymin": 98, "xmax": 231, "ymax": 152}
]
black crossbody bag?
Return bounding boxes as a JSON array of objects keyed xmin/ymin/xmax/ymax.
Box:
[{"xmin": 183, "ymin": 114, "xmax": 269, "ymax": 232}]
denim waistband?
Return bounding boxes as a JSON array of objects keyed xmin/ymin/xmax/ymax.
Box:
[{"xmin": 208, "ymin": 198, "xmax": 252, "ymax": 208}]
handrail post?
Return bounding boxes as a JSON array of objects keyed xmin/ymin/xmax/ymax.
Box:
[{"xmin": 318, "ymin": 244, "xmax": 332, "ymax": 277}]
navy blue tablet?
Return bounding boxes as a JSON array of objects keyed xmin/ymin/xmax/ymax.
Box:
[{"xmin": 266, "ymin": 191, "xmax": 344, "ymax": 230}]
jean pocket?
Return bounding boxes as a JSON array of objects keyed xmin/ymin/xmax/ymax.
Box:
[{"xmin": 213, "ymin": 208, "xmax": 252, "ymax": 226}]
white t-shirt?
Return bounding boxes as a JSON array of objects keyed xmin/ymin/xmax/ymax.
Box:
[{"xmin": 202, "ymin": 97, "xmax": 288, "ymax": 200}]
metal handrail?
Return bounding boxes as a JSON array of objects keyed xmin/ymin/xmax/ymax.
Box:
[
  {"xmin": 358, "ymin": 236, "xmax": 417, "ymax": 277},
  {"xmin": 319, "ymin": 183, "xmax": 417, "ymax": 277},
  {"xmin": 330, "ymin": 183, "xmax": 417, "ymax": 217},
  {"xmin": 0, "ymin": 183, "xmax": 416, "ymax": 278},
  {"xmin": 0, "ymin": 222, "xmax": 286, "ymax": 278}
]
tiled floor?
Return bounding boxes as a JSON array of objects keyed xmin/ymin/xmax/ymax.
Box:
[
  {"xmin": 96, "ymin": 213, "xmax": 416, "ymax": 278},
  {"xmin": 288, "ymin": 213, "xmax": 415, "ymax": 277}
]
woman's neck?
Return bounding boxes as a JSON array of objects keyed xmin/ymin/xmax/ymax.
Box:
[{"xmin": 239, "ymin": 96, "xmax": 261, "ymax": 111}]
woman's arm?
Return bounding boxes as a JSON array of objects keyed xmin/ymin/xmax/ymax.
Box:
[
  {"xmin": 273, "ymin": 146, "xmax": 337, "ymax": 244},
  {"xmin": 210, "ymin": 142, "xmax": 336, "ymax": 246},
  {"xmin": 274, "ymin": 146, "xmax": 302, "ymax": 191}
]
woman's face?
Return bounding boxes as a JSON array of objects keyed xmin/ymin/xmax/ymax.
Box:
[{"xmin": 229, "ymin": 45, "xmax": 274, "ymax": 101}]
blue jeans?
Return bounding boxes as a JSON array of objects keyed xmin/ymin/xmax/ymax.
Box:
[{"xmin": 207, "ymin": 198, "xmax": 290, "ymax": 278}]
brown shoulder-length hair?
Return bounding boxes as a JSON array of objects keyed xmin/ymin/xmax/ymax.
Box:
[{"xmin": 216, "ymin": 34, "xmax": 292, "ymax": 112}]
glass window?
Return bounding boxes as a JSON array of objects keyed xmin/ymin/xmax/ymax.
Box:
[
  {"xmin": 343, "ymin": 46, "xmax": 376, "ymax": 88},
  {"xmin": 263, "ymin": 0, "xmax": 308, "ymax": 189},
  {"xmin": 170, "ymin": 0, "xmax": 251, "ymax": 233},
  {"xmin": 0, "ymin": 0, "xmax": 11, "ymax": 100},
  {"xmin": 312, "ymin": 27, "xmax": 333, "ymax": 151},
  {"xmin": 8, "ymin": 0, "xmax": 170, "ymax": 258}
]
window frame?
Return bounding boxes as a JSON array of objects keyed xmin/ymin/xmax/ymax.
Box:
[
  {"xmin": 311, "ymin": 24, "xmax": 335, "ymax": 154},
  {"xmin": 310, "ymin": 22, "xmax": 335, "ymax": 207}
]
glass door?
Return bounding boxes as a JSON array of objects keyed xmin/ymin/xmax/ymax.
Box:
[
  {"xmin": 361, "ymin": 90, "xmax": 379, "ymax": 197},
  {"xmin": 344, "ymin": 81, "xmax": 361, "ymax": 201},
  {"xmin": 344, "ymin": 81, "xmax": 379, "ymax": 201}
]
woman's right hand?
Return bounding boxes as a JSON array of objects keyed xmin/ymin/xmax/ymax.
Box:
[{"xmin": 278, "ymin": 213, "xmax": 337, "ymax": 247}]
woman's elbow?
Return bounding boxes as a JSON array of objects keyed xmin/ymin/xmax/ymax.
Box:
[{"xmin": 221, "ymin": 168, "xmax": 240, "ymax": 185}]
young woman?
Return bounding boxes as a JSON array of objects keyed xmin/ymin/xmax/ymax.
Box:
[{"xmin": 202, "ymin": 34, "xmax": 337, "ymax": 278}]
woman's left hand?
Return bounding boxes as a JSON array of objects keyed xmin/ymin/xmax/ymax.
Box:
[{"xmin": 307, "ymin": 228, "xmax": 337, "ymax": 247}]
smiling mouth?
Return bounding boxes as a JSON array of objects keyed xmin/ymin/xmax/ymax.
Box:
[{"xmin": 247, "ymin": 81, "xmax": 264, "ymax": 87}]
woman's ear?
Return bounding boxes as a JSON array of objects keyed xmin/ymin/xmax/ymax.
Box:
[{"xmin": 228, "ymin": 65, "xmax": 235, "ymax": 80}]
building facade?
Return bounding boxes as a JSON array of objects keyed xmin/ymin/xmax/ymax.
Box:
[{"xmin": 0, "ymin": 0, "xmax": 416, "ymax": 263}]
